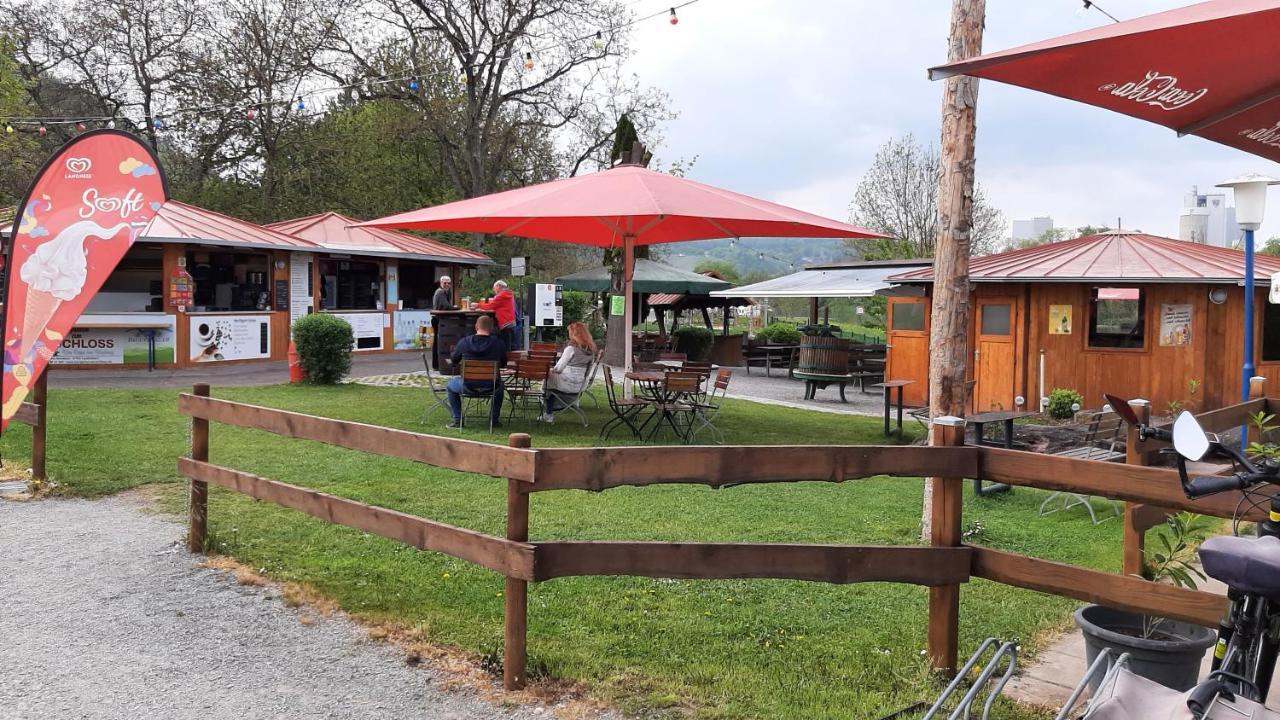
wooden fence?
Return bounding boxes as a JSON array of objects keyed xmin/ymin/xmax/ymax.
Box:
[{"xmin": 177, "ymin": 383, "xmax": 1266, "ymax": 690}]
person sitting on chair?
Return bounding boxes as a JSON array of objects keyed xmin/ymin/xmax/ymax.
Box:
[
  {"xmin": 542, "ymin": 321, "xmax": 596, "ymax": 423},
  {"xmin": 446, "ymin": 315, "xmax": 507, "ymax": 428},
  {"xmin": 474, "ymin": 279, "xmax": 517, "ymax": 349},
  {"xmin": 432, "ymin": 276, "xmax": 458, "ymax": 311}
]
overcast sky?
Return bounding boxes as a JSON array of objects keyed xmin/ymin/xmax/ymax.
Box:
[{"xmin": 625, "ymin": 0, "xmax": 1280, "ymax": 243}]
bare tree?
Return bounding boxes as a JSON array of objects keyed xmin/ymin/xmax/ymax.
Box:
[{"xmin": 847, "ymin": 134, "xmax": 1004, "ymax": 260}]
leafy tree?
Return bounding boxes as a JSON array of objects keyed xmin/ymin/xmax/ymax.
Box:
[
  {"xmin": 1074, "ymin": 225, "xmax": 1112, "ymax": 237},
  {"xmin": 846, "ymin": 134, "xmax": 1005, "ymax": 260},
  {"xmin": 1260, "ymin": 237, "xmax": 1280, "ymax": 257},
  {"xmin": 692, "ymin": 259, "xmax": 741, "ymax": 284}
]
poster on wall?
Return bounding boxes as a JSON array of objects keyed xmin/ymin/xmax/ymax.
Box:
[
  {"xmin": 1159, "ymin": 304, "xmax": 1193, "ymax": 347},
  {"xmin": 189, "ymin": 315, "xmax": 270, "ymax": 362},
  {"xmin": 52, "ymin": 325, "xmax": 176, "ymax": 365},
  {"xmin": 393, "ymin": 310, "xmax": 431, "ymax": 350},
  {"xmin": 289, "ymin": 251, "xmax": 312, "ymax": 327},
  {"xmin": 1048, "ymin": 305, "xmax": 1072, "ymax": 335},
  {"xmin": 329, "ymin": 311, "xmax": 384, "ymax": 351},
  {"xmin": 168, "ymin": 267, "xmax": 192, "ymax": 308}
]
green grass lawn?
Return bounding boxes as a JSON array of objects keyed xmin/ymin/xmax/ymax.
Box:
[{"xmin": 0, "ymin": 382, "xmax": 1122, "ymax": 719}]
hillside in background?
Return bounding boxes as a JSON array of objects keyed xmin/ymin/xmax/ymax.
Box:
[{"xmin": 653, "ymin": 237, "xmax": 859, "ymax": 277}]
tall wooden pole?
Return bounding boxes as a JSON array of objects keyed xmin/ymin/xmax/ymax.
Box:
[{"xmin": 924, "ymin": 0, "xmax": 986, "ymax": 540}]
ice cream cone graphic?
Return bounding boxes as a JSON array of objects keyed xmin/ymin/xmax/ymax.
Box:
[{"xmin": 19, "ymin": 289, "xmax": 61, "ymax": 360}]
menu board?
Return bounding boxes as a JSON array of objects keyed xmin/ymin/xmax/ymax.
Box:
[
  {"xmin": 289, "ymin": 252, "xmax": 313, "ymax": 327},
  {"xmin": 328, "ymin": 311, "xmax": 385, "ymax": 351},
  {"xmin": 168, "ymin": 268, "xmax": 193, "ymax": 308},
  {"xmin": 189, "ymin": 315, "xmax": 271, "ymax": 362}
]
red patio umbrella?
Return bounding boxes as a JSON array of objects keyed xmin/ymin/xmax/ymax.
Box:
[{"xmin": 360, "ymin": 164, "xmax": 884, "ymax": 382}]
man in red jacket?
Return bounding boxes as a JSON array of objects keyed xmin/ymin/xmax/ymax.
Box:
[{"xmin": 474, "ymin": 279, "xmax": 517, "ymax": 350}]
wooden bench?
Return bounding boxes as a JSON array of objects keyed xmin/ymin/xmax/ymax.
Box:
[
  {"xmin": 793, "ymin": 370, "xmax": 856, "ymax": 402},
  {"xmin": 1041, "ymin": 410, "xmax": 1126, "ymax": 524},
  {"xmin": 744, "ymin": 344, "xmax": 797, "ymax": 377}
]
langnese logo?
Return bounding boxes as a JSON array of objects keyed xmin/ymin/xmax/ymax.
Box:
[
  {"xmin": 1098, "ymin": 71, "xmax": 1207, "ymax": 111},
  {"xmin": 64, "ymin": 156, "xmax": 92, "ymax": 179}
]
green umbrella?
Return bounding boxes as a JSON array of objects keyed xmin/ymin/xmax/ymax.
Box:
[{"xmin": 556, "ymin": 258, "xmax": 732, "ymax": 294}]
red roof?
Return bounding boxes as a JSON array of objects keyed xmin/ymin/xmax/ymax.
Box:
[
  {"xmin": 269, "ymin": 212, "xmax": 492, "ymax": 265},
  {"xmin": 890, "ymin": 231, "xmax": 1280, "ymax": 284},
  {"xmin": 144, "ymin": 200, "xmax": 322, "ymax": 250}
]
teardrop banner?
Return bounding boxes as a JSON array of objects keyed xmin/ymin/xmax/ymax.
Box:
[{"xmin": 1, "ymin": 130, "xmax": 168, "ymax": 430}]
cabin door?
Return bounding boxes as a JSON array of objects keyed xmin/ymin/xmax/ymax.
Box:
[{"xmin": 973, "ymin": 299, "xmax": 1018, "ymax": 411}]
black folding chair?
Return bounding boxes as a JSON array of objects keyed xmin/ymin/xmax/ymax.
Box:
[{"xmin": 600, "ymin": 365, "xmax": 652, "ymax": 440}]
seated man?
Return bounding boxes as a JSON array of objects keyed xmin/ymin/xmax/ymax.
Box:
[{"xmin": 446, "ymin": 315, "xmax": 508, "ymax": 428}]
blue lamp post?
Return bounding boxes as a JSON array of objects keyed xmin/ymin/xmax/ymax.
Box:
[{"xmin": 1216, "ymin": 174, "xmax": 1279, "ymax": 411}]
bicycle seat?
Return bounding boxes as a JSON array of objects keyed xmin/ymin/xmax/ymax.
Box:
[
  {"xmin": 1199, "ymin": 535, "xmax": 1280, "ymax": 601},
  {"xmin": 1085, "ymin": 668, "xmax": 1280, "ymax": 719}
]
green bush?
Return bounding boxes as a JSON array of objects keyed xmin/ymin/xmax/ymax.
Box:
[
  {"xmin": 292, "ymin": 313, "xmax": 354, "ymax": 384},
  {"xmin": 757, "ymin": 322, "xmax": 802, "ymax": 345},
  {"xmin": 673, "ymin": 326, "xmax": 714, "ymax": 361},
  {"xmin": 1047, "ymin": 388, "xmax": 1084, "ymax": 420}
]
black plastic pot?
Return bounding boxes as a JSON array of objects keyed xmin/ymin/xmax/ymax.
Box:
[{"xmin": 1076, "ymin": 604, "xmax": 1216, "ymax": 691}]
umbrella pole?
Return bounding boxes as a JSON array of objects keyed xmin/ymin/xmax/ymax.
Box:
[{"xmin": 623, "ymin": 235, "xmax": 635, "ymax": 398}]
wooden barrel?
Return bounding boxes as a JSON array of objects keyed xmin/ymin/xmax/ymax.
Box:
[{"xmin": 797, "ymin": 335, "xmax": 849, "ymax": 375}]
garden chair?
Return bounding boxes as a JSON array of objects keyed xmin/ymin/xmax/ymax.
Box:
[
  {"xmin": 504, "ymin": 359, "xmax": 551, "ymax": 424},
  {"xmin": 657, "ymin": 352, "xmax": 687, "ymax": 362},
  {"xmin": 458, "ymin": 359, "xmax": 503, "ymax": 432},
  {"xmin": 687, "ymin": 368, "xmax": 732, "ymax": 444},
  {"xmin": 600, "ymin": 365, "xmax": 653, "ymax": 440},
  {"xmin": 641, "ymin": 371, "xmax": 702, "ymax": 443},
  {"xmin": 544, "ymin": 353, "xmax": 599, "ymax": 428},
  {"xmin": 420, "ymin": 351, "xmax": 450, "ymax": 424},
  {"xmin": 529, "ymin": 341, "xmax": 559, "ymax": 353},
  {"xmin": 1039, "ymin": 410, "xmax": 1126, "ymax": 525}
]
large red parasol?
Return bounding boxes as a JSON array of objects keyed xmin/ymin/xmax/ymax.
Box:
[
  {"xmin": 929, "ymin": 0, "xmax": 1280, "ymax": 163},
  {"xmin": 361, "ymin": 164, "xmax": 885, "ymax": 382}
]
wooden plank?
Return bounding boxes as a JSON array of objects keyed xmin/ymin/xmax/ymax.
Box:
[
  {"xmin": 189, "ymin": 384, "xmax": 210, "ymax": 553},
  {"xmin": 177, "ymin": 458, "xmax": 535, "ymax": 580},
  {"xmin": 530, "ymin": 445, "xmax": 978, "ymax": 492},
  {"xmin": 13, "ymin": 401, "xmax": 39, "ymax": 427},
  {"xmin": 979, "ymin": 448, "xmax": 1271, "ymax": 522},
  {"xmin": 532, "ymin": 542, "xmax": 971, "ymax": 585},
  {"xmin": 1135, "ymin": 398, "xmax": 1268, "ymax": 454},
  {"xmin": 970, "ymin": 546, "xmax": 1226, "ymax": 628},
  {"xmin": 177, "ymin": 393, "xmax": 536, "ymax": 482}
]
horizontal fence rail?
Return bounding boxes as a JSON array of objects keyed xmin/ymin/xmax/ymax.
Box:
[{"xmin": 178, "ymin": 386, "xmax": 1267, "ymax": 691}]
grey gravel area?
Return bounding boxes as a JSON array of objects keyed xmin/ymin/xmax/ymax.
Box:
[
  {"xmin": 0, "ymin": 496, "xmax": 608, "ymax": 720},
  {"xmin": 609, "ymin": 364, "xmax": 885, "ymax": 417}
]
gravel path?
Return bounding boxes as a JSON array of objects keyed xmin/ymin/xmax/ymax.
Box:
[{"xmin": 0, "ymin": 496, "xmax": 605, "ymax": 720}]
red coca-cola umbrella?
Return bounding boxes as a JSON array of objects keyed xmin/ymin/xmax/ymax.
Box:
[
  {"xmin": 929, "ymin": 0, "xmax": 1280, "ymax": 162},
  {"xmin": 361, "ymin": 164, "xmax": 884, "ymax": 380}
]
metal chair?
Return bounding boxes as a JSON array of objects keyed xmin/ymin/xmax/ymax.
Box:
[
  {"xmin": 458, "ymin": 359, "xmax": 503, "ymax": 432},
  {"xmin": 641, "ymin": 371, "xmax": 702, "ymax": 443},
  {"xmin": 544, "ymin": 354, "xmax": 599, "ymax": 428},
  {"xmin": 420, "ymin": 351, "xmax": 451, "ymax": 424},
  {"xmin": 600, "ymin": 365, "xmax": 653, "ymax": 440},
  {"xmin": 504, "ymin": 359, "xmax": 551, "ymax": 423},
  {"xmin": 687, "ymin": 368, "xmax": 732, "ymax": 444}
]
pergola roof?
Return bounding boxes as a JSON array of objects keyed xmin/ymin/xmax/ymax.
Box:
[
  {"xmin": 891, "ymin": 231, "xmax": 1280, "ymax": 284},
  {"xmin": 268, "ymin": 211, "xmax": 493, "ymax": 264},
  {"xmin": 557, "ymin": 258, "xmax": 733, "ymax": 294},
  {"xmin": 712, "ymin": 260, "xmax": 931, "ymax": 298}
]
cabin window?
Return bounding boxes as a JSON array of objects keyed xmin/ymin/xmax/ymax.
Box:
[
  {"xmin": 891, "ymin": 302, "xmax": 925, "ymax": 331},
  {"xmin": 319, "ymin": 258, "xmax": 382, "ymax": 310},
  {"xmin": 1089, "ymin": 287, "xmax": 1145, "ymax": 349},
  {"xmin": 980, "ymin": 303, "xmax": 1012, "ymax": 336},
  {"xmin": 1263, "ymin": 302, "xmax": 1280, "ymax": 362}
]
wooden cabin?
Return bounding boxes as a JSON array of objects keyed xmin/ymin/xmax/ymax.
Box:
[{"xmin": 884, "ymin": 231, "xmax": 1280, "ymax": 412}]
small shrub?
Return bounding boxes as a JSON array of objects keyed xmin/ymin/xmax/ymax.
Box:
[
  {"xmin": 673, "ymin": 326, "xmax": 714, "ymax": 361},
  {"xmin": 292, "ymin": 313, "xmax": 354, "ymax": 384},
  {"xmin": 1046, "ymin": 388, "xmax": 1083, "ymax": 420},
  {"xmin": 757, "ymin": 322, "xmax": 801, "ymax": 345}
]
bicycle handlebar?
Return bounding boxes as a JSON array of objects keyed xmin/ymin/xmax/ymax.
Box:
[{"xmin": 1185, "ymin": 474, "xmax": 1250, "ymax": 498}]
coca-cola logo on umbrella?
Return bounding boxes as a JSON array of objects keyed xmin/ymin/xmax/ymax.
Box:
[{"xmin": 1098, "ymin": 71, "xmax": 1207, "ymax": 111}]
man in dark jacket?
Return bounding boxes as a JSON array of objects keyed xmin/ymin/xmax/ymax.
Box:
[
  {"xmin": 446, "ymin": 314, "xmax": 507, "ymax": 428},
  {"xmin": 432, "ymin": 276, "xmax": 457, "ymax": 310}
]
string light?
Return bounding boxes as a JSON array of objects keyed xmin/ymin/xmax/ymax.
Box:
[
  {"xmin": 408, "ymin": 78, "xmax": 419, "ymax": 92},
  {"xmin": 1079, "ymin": 1, "xmax": 1120, "ymax": 22},
  {"xmin": 152, "ymin": 116, "xmax": 164, "ymax": 130},
  {"xmin": 106, "ymin": 119, "xmax": 116, "ymax": 129},
  {"xmin": 524, "ymin": 52, "xmax": 534, "ymax": 70},
  {"xmin": 669, "ymin": 7, "xmax": 678, "ymax": 25},
  {"xmin": 296, "ymin": 97, "xmax": 305, "ymax": 111},
  {"xmin": 593, "ymin": 30, "xmax": 604, "ymax": 49},
  {"xmin": 4, "ymin": 125, "xmax": 11, "ymax": 134},
  {"xmin": 37, "ymin": 126, "xmax": 46, "ymax": 136},
  {"xmin": 76, "ymin": 122, "xmax": 85, "ymax": 132},
  {"xmin": 246, "ymin": 108, "xmax": 256, "ymax": 120}
]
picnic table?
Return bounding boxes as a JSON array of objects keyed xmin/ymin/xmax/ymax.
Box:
[
  {"xmin": 871, "ymin": 380, "xmax": 914, "ymax": 437},
  {"xmin": 968, "ymin": 410, "xmax": 1036, "ymax": 496}
]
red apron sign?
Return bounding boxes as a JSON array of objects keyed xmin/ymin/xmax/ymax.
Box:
[{"xmin": 2, "ymin": 130, "xmax": 168, "ymax": 429}]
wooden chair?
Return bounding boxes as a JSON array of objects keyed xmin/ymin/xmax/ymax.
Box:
[
  {"xmin": 458, "ymin": 359, "xmax": 502, "ymax": 432},
  {"xmin": 642, "ymin": 371, "xmax": 702, "ymax": 443},
  {"xmin": 527, "ymin": 349, "xmax": 557, "ymax": 366},
  {"xmin": 504, "ymin": 359, "xmax": 551, "ymax": 423},
  {"xmin": 600, "ymin": 365, "xmax": 653, "ymax": 440},
  {"xmin": 657, "ymin": 352, "xmax": 687, "ymax": 362},
  {"xmin": 420, "ymin": 351, "xmax": 450, "ymax": 424},
  {"xmin": 529, "ymin": 341, "xmax": 559, "ymax": 353},
  {"xmin": 1041, "ymin": 411, "xmax": 1126, "ymax": 524}
]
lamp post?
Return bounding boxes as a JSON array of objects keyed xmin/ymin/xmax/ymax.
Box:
[{"xmin": 1217, "ymin": 174, "xmax": 1279, "ymax": 411}]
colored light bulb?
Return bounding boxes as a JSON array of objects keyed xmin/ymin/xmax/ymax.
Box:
[
  {"xmin": 669, "ymin": 8, "xmax": 678, "ymax": 24},
  {"xmin": 409, "ymin": 78, "xmax": 419, "ymax": 92},
  {"xmin": 296, "ymin": 97, "xmax": 305, "ymax": 110},
  {"xmin": 524, "ymin": 52, "xmax": 534, "ymax": 70},
  {"xmin": 76, "ymin": 122, "xmax": 86, "ymax": 132},
  {"xmin": 246, "ymin": 108, "xmax": 256, "ymax": 120},
  {"xmin": 37, "ymin": 126, "xmax": 46, "ymax": 136}
]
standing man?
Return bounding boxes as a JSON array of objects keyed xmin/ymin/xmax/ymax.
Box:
[
  {"xmin": 433, "ymin": 275, "xmax": 458, "ymax": 311},
  {"xmin": 474, "ymin": 279, "xmax": 517, "ymax": 350},
  {"xmin": 446, "ymin": 315, "xmax": 507, "ymax": 428}
]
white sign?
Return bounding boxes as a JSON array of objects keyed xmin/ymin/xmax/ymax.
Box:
[
  {"xmin": 529, "ymin": 283, "xmax": 562, "ymax": 327},
  {"xmin": 289, "ymin": 252, "xmax": 313, "ymax": 327},
  {"xmin": 189, "ymin": 315, "xmax": 271, "ymax": 362},
  {"xmin": 1271, "ymin": 271, "xmax": 1280, "ymax": 304},
  {"xmin": 393, "ymin": 310, "xmax": 432, "ymax": 350},
  {"xmin": 512, "ymin": 256, "xmax": 527, "ymax": 277},
  {"xmin": 51, "ymin": 325, "xmax": 176, "ymax": 365},
  {"xmin": 328, "ymin": 311, "xmax": 385, "ymax": 351}
]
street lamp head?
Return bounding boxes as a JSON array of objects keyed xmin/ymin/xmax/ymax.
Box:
[{"xmin": 1217, "ymin": 173, "xmax": 1280, "ymax": 230}]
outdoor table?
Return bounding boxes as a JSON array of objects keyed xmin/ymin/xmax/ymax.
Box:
[
  {"xmin": 871, "ymin": 380, "xmax": 914, "ymax": 437},
  {"xmin": 968, "ymin": 410, "xmax": 1036, "ymax": 496},
  {"xmin": 653, "ymin": 359, "xmax": 719, "ymax": 370}
]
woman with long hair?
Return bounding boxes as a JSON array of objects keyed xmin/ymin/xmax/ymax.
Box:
[{"xmin": 543, "ymin": 321, "xmax": 597, "ymax": 422}]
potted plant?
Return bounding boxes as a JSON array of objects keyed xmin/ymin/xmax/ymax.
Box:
[{"xmin": 1075, "ymin": 511, "xmax": 1217, "ymax": 691}]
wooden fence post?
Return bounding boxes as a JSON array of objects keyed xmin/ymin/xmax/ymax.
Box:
[
  {"xmin": 1122, "ymin": 399, "xmax": 1152, "ymax": 577},
  {"xmin": 188, "ymin": 383, "xmax": 210, "ymax": 553},
  {"xmin": 504, "ymin": 432, "xmax": 532, "ymax": 691},
  {"xmin": 928, "ymin": 416, "xmax": 966, "ymax": 676},
  {"xmin": 31, "ymin": 371, "xmax": 47, "ymax": 483}
]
